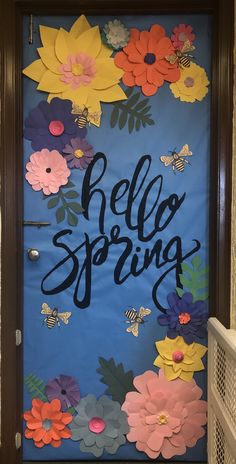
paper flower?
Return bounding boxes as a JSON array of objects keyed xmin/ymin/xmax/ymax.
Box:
[
  {"xmin": 103, "ymin": 20, "xmax": 130, "ymax": 50},
  {"xmin": 171, "ymin": 24, "xmax": 195, "ymax": 51},
  {"xmin": 158, "ymin": 292, "xmax": 208, "ymax": 344},
  {"xmin": 70, "ymin": 394, "xmax": 129, "ymax": 457},
  {"xmin": 114, "ymin": 25, "xmax": 180, "ymax": 96},
  {"xmin": 63, "ymin": 137, "xmax": 94, "ymax": 169},
  {"xmin": 23, "ymin": 398, "xmax": 72, "ymax": 448},
  {"xmin": 154, "ymin": 336, "xmax": 207, "ymax": 381},
  {"xmin": 45, "ymin": 375, "xmax": 80, "ymax": 411},
  {"xmin": 170, "ymin": 63, "xmax": 209, "ymax": 102},
  {"xmin": 22, "ymin": 15, "xmax": 126, "ymax": 127},
  {"xmin": 24, "ymin": 98, "xmax": 87, "ymax": 152},
  {"xmin": 122, "ymin": 369, "xmax": 207, "ymax": 459},
  {"xmin": 25, "ymin": 148, "xmax": 71, "ymax": 195}
]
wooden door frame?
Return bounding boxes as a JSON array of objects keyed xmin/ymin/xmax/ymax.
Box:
[{"xmin": 0, "ymin": 0, "xmax": 234, "ymax": 463}]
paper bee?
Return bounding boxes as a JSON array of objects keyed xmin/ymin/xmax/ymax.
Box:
[
  {"xmin": 165, "ymin": 40, "xmax": 195, "ymax": 68},
  {"xmin": 124, "ymin": 307, "xmax": 151, "ymax": 337},
  {"xmin": 41, "ymin": 303, "xmax": 71, "ymax": 329},
  {"xmin": 71, "ymin": 104, "xmax": 101, "ymax": 128},
  {"xmin": 160, "ymin": 144, "xmax": 192, "ymax": 174}
]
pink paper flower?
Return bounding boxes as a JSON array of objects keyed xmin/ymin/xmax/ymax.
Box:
[
  {"xmin": 122, "ymin": 369, "xmax": 207, "ymax": 460},
  {"xmin": 25, "ymin": 149, "xmax": 71, "ymax": 195},
  {"xmin": 60, "ymin": 53, "xmax": 96, "ymax": 89},
  {"xmin": 171, "ymin": 24, "xmax": 195, "ymax": 51}
]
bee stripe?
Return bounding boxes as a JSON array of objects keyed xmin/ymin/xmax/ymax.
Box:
[
  {"xmin": 179, "ymin": 57, "xmax": 190, "ymax": 67},
  {"xmin": 46, "ymin": 317, "xmax": 56, "ymax": 328},
  {"xmin": 175, "ymin": 159, "xmax": 185, "ymax": 172},
  {"xmin": 77, "ymin": 117, "xmax": 87, "ymax": 128},
  {"xmin": 124, "ymin": 309, "xmax": 137, "ymax": 320}
]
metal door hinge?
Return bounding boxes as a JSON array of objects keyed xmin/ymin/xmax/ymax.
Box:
[
  {"xmin": 15, "ymin": 329, "xmax": 22, "ymax": 346},
  {"xmin": 15, "ymin": 432, "xmax": 22, "ymax": 449}
]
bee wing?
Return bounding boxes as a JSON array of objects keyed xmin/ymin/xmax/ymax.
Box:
[
  {"xmin": 165, "ymin": 54, "xmax": 178, "ymax": 64},
  {"xmin": 178, "ymin": 144, "xmax": 192, "ymax": 157},
  {"xmin": 181, "ymin": 40, "xmax": 195, "ymax": 53},
  {"xmin": 160, "ymin": 155, "xmax": 174, "ymax": 166},
  {"xmin": 57, "ymin": 312, "xmax": 72, "ymax": 324},
  {"xmin": 41, "ymin": 303, "xmax": 52, "ymax": 315},
  {"xmin": 126, "ymin": 323, "xmax": 139, "ymax": 337},
  {"xmin": 138, "ymin": 307, "xmax": 152, "ymax": 318},
  {"xmin": 88, "ymin": 111, "xmax": 102, "ymax": 127}
]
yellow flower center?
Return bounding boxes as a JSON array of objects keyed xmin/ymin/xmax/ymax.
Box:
[
  {"xmin": 74, "ymin": 149, "xmax": 84, "ymax": 159},
  {"xmin": 157, "ymin": 414, "xmax": 168, "ymax": 425},
  {"xmin": 72, "ymin": 63, "xmax": 84, "ymax": 76}
]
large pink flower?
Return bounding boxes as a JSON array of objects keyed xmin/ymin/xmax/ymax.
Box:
[
  {"xmin": 122, "ymin": 369, "xmax": 207, "ymax": 460},
  {"xmin": 25, "ymin": 148, "xmax": 71, "ymax": 195},
  {"xmin": 171, "ymin": 24, "xmax": 195, "ymax": 51}
]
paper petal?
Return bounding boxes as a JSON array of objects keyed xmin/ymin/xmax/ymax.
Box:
[
  {"xmin": 70, "ymin": 15, "xmax": 91, "ymax": 38},
  {"xmin": 75, "ymin": 26, "xmax": 101, "ymax": 59},
  {"xmin": 37, "ymin": 46, "xmax": 61, "ymax": 74},
  {"xmin": 23, "ymin": 59, "xmax": 47, "ymax": 82},
  {"xmin": 37, "ymin": 70, "xmax": 68, "ymax": 93},
  {"xmin": 39, "ymin": 25, "xmax": 58, "ymax": 47},
  {"xmin": 55, "ymin": 28, "xmax": 78, "ymax": 64}
]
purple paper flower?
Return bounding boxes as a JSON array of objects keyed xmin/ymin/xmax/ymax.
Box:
[
  {"xmin": 45, "ymin": 375, "xmax": 80, "ymax": 411},
  {"xmin": 63, "ymin": 137, "xmax": 94, "ymax": 169},
  {"xmin": 24, "ymin": 98, "xmax": 87, "ymax": 152},
  {"xmin": 158, "ymin": 292, "xmax": 208, "ymax": 344}
]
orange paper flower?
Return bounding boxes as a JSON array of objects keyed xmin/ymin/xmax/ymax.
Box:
[
  {"xmin": 24, "ymin": 398, "xmax": 72, "ymax": 448},
  {"xmin": 114, "ymin": 25, "xmax": 180, "ymax": 96}
]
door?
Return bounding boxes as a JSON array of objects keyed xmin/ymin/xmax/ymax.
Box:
[{"xmin": 0, "ymin": 1, "xmax": 234, "ymax": 463}]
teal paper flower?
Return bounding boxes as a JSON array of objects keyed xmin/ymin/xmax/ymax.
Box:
[{"xmin": 103, "ymin": 20, "xmax": 130, "ymax": 50}]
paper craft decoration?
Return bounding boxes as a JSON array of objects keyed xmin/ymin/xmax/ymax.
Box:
[
  {"xmin": 102, "ymin": 20, "xmax": 130, "ymax": 50},
  {"xmin": 97, "ymin": 357, "xmax": 135, "ymax": 404},
  {"xmin": 24, "ymin": 98, "xmax": 87, "ymax": 151},
  {"xmin": 45, "ymin": 180, "xmax": 84, "ymax": 226},
  {"xmin": 63, "ymin": 137, "xmax": 94, "ymax": 169},
  {"xmin": 170, "ymin": 63, "xmax": 209, "ymax": 102},
  {"xmin": 70, "ymin": 395, "xmax": 129, "ymax": 457},
  {"xmin": 160, "ymin": 144, "xmax": 192, "ymax": 173},
  {"xmin": 114, "ymin": 25, "xmax": 180, "ymax": 96},
  {"xmin": 45, "ymin": 375, "xmax": 80, "ymax": 411},
  {"xmin": 124, "ymin": 306, "xmax": 151, "ymax": 337},
  {"xmin": 171, "ymin": 24, "xmax": 196, "ymax": 50},
  {"xmin": 154, "ymin": 336, "xmax": 207, "ymax": 381},
  {"xmin": 22, "ymin": 15, "xmax": 127, "ymax": 127},
  {"xmin": 23, "ymin": 398, "xmax": 72, "ymax": 448},
  {"xmin": 165, "ymin": 40, "xmax": 195, "ymax": 69},
  {"xmin": 158, "ymin": 292, "xmax": 208, "ymax": 344},
  {"xmin": 122, "ymin": 369, "xmax": 207, "ymax": 460},
  {"xmin": 41, "ymin": 302, "xmax": 72, "ymax": 328},
  {"xmin": 25, "ymin": 149, "xmax": 71, "ymax": 195},
  {"xmin": 177, "ymin": 254, "xmax": 209, "ymax": 301}
]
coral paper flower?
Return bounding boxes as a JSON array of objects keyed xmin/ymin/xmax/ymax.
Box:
[
  {"xmin": 45, "ymin": 375, "xmax": 80, "ymax": 411},
  {"xmin": 154, "ymin": 336, "xmax": 207, "ymax": 381},
  {"xmin": 25, "ymin": 148, "xmax": 71, "ymax": 195},
  {"xmin": 170, "ymin": 63, "xmax": 210, "ymax": 102},
  {"xmin": 158, "ymin": 292, "xmax": 208, "ymax": 344},
  {"xmin": 24, "ymin": 398, "xmax": 72, "ymax": 448},
  {"xmin": 70, "ymin": 394, "xmax": 129, "ymax": 457},
  {"xmin": 171, "ymin": 24, "xmax": 195, "ymax": 51},
  {"xmin": 63, "ymin": 137, "xmax": 94, "ymax": 169},
  {"xmin": 22, "ymin": 15, "xmax": 126, "ymax": 126},
  {"xmin": 114, "ymin": 25, "xmax": 180, "ymax": 96},
  {"xmin": 122, "ymin": 369, "xmax": 207, "ymax": 459},
  {"xmin": 24, "ymin": 98, "xmax": 87, "ymax": 152}
]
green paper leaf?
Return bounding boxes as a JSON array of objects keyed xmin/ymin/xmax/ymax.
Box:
[
  {"xmin": 110, "ymin": 90, "xmax": 155, "ymax": 133},
  {"xmin": 64, "ymin": 190, "xmax": 79, "ymax": 199},
  {"xmin": 110, "ymin": 106, "xmax": 120, "ymax": 128},
  {"xmin": 119, "ymin": 110, "xmax": 128, "ymax": 129},
  {"xmin": 62, "ymin": 180, "xmax": 75, "ymax": 189},
  {"xmin": 141, "ymin": 105, "xmax": 151, "ymax": 115},
  {"xmin": 97, "ymin": 357, "xmax": 135, "ymax": 404},
  {"xmin": 179, "ymin": 255, "xmax": 209, "ymax": 301},
  {"xmin": 134, "ymin": 98, "xmax": 149, "ymax": 111},
  {"xmin": 176, "ymin": 287, "xmax": 184, "ymax": 298},
  {"xmin": 128, "ymin": 114, "xmax": 135, "ymax": 134},
  {"xmin": 67, "ymin": 210, "xmax": 78, "ymax": 226},
  {"xmin": 68, "ymin": 202, "xmax": 84, "ymax": 214},
  {"xmin": 125, "ymin": 87, "xmax": 134, "ymax": 98},
  {"xmin": 136, "ymin": 118, "xmax": 141, "ymax": 131},
  {"xmin": 56, "ymin": 206, "xmax": 65, "ymax": 223},
  {"xmin": 126, "ymin": 92, "xmax": 141, "ymax": 108},
  {"xmin": 47, "ymin": 195, "xmax": 59, "ymax": 209},
  {"xmin": 25, "ymin": 374, "xmax": 47, "ymax": 401}
]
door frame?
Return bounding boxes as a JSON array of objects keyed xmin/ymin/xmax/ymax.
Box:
[{"xmin": 0, "ymin": 0, "xmax": 234, "ymax": 463}]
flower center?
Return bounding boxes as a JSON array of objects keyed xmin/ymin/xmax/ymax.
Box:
[
  {"xmin": 88, "ymin": 416, "xmax": 106, "ymax": 434},
  {"xmin": 74, "ymin": 149, "xmax": 84, "ymax": 159},
  {"xmin": 178, "ymin": 312, "xmax": 191, "ymax": 324},
  {"xmin": 184, "ymin": 77, "xmax": 195, "ymax": 87},
  {"xmin": 72, "ymin": 63, "xmax": 84, "ymax": 76},
  {"xmin": 42, "ymin": 419, "xmax": 52, "ymax": 431},
  {"xmin": 61, "ymin": 389, "xmax": 67, "ymax": 395},
  {"xmin": 172, "ymin": 350, "xmax": 184, "ymax": 363},
  {"xmin": 179, "ymin": 32, "xmax": 187, "ymax": 42},
  {"xmin": 144, "ymin": 53, "xmax": 156, "ymax": 65},
  {"xmin": 157, "ymin": 413, "xmax": 169, "ymax": 425},
  {"xmin": 46, "ymin": 168, "xmax": 51, "ymax": 173},
  {"xmin": 49, "ymin": 120, "xmax": 65, "ymax": 136}
]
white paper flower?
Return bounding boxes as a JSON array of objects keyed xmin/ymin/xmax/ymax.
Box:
[{"xmin": 103, "ymin": 20, "xmax": 130, "ymax": 50}]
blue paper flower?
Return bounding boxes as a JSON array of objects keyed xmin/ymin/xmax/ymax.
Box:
[
  {"xmin": 24, "ymin": 98, "xmax": 87, "ymax": 152},
  {"xmin": 158, "ymin": 292, "xmax": 208, "ymax": 344}
]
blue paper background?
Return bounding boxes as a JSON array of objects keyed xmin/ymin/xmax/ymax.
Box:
[{"xmin": 23, "ymin": 14, "xmax": 211, "ymax": 461}]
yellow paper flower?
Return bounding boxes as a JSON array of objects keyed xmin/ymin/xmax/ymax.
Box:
[
  {"xmin": 154, "ymin": 336, "xmax": 207, "ymax": 381},
  {"xmin": 170, "ymin": 63, "xmax": 209, "ymax": 103},
  {"xmin": 22, "ymin": 15, "xmax": 127, "ymax": 126}
]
